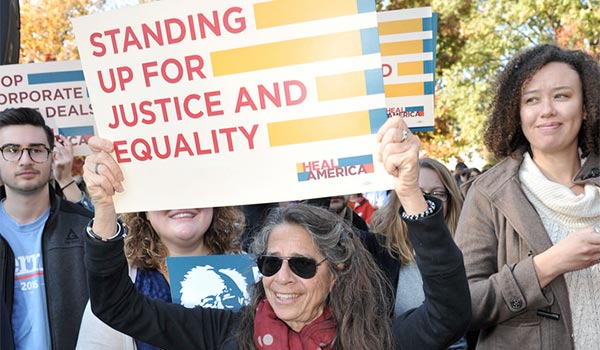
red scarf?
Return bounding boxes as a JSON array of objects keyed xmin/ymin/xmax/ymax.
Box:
[{"xmin": 253, "ymin": 299, "xmax": 337, "ymax": 350}]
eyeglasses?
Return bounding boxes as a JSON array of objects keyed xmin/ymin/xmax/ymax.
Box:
[
  {"xmin": 256, "ymin": 255, "xmax": 327, "ymax": 279},
  {"xmin": 0, "ymin": 145, "xmax": 52, "ymax": 163},
  {"xmin": 422, "ymin": 190, "xmax": 449, "ymax": 202}
]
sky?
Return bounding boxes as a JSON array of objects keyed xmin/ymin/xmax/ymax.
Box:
[{"xmin": 101, "ymin": 0, "xmax": 140, "ymax": 11}]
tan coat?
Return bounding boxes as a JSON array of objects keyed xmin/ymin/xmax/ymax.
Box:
[{"xmin": 455, "ymin": 151, "xmax": 600, "ymax": 350}]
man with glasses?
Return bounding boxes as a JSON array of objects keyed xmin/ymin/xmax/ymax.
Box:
[{"xmin": 0, "ymin": 107, "xmax": 92, "ymax": 350}]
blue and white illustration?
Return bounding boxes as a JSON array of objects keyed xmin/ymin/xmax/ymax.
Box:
[{"xmin": 166, "ymin": 254, "xmax": 259, "ymax": 311}]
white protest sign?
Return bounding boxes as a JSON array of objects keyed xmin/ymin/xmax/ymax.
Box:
[
  {"xmin": 0, "ymin": 60, "xmax": 95, "ymax": 154},
  {"xmin": 72, "ymin": 0, "xmax": 394, "ymax": 213},
  {"xmin": 378, "ymin": 7, "xmax": 437, "ymax": 131}
]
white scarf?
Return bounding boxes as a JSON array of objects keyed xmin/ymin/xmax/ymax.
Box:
[{"xmin": 520, "ymin": 152, "xmax": 600, "ymax": 350}]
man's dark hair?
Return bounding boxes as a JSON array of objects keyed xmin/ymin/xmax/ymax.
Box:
[
  {"xmin": 455, "ymin": 162, "xmax": 467, "ymax": 171},
  {"xmin": 0, "ymin": 107, "xmax": 54, "ymax": 148}
]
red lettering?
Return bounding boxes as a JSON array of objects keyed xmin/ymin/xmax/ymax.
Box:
[
  {"xmin": 123, "ymin": 27, "xmax": 143, "ymax": 53},
  {"xmin": 113, "ymin": 140, "xmax": 131, "ymax": 163},
  {"xmin": 141, "ymin": 61, "xmax": 159, "ymax": 87},
  {"xmin": 90, "ymin": 32, "xmax": 106, "ymax": 57},
  {"xmin": 382, "ymin": 64, "xmax": 392, "ymax": 77},
  {"xmin": 204, "ymin": 91, "xmax": 223, "ymax": 116},
  {"xmin": 235, "ymin": 87, "xmax": 256, "ymax": 113},
  {"xmin": 223, "ymin": 7, "xmax": 246, "ymax": 34},
  {"xmin": 141, "ymin": 55, "xmax": 206, "ymax": 87},
  {"xmin": 165, "ymin": 18, "xmax": 186, "ymax": 44},
  {"xmin": 238, "ymin": 124, "xmax": 259, "ymax": 149},
  {"xmin": 103, "ymin": 29, "xmax": 121, "ymax": 54},
  {"xmin": 284, "ymin": 80, "xmax": 306, "ymax": 106}
]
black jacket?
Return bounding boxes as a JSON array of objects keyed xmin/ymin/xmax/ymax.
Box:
[
  {"xmin": 0, "ymin": 185, "xmax": 93, "ymax": 350},
  {"xmin": 85, "ymin": 199, "xmax": 470, "ymax": 350}
]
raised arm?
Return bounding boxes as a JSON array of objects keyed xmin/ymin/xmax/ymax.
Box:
[
  {"xmin": 53, "ymin": 135, "xmax": 85, "ymax": 202},
  {"xmin": 377, "ymin": 116, "xmax": 471, "ymax": 349},
  {"xmin": 82, "ymin": 136, "xmax": 237, "ymax": 349},
  {"xmin": 82, "ymin": 136, "xmax": 123, "ymax": 237},
  {"xmin": 376, "ymin": 116, "xmax": 427, "ymax": 215}
]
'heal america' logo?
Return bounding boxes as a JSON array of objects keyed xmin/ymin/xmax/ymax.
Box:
[{"xmin": 296, "ymin": 154, "xmax": 374, "ymax": 182}]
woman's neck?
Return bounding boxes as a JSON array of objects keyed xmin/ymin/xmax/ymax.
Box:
[
  {"xmin": 530, "ymin": 149, "xmax": 581, "ymax": 188},
  {"xmin": 160, "ymin": 242, "xmax": 212, "ymax": 283},
  {"xmin": 165, "ymin": 241, "xmax": 211, "ymax": 257}
]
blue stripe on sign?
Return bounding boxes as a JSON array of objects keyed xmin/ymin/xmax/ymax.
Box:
[
  {"xmin": 422, "ymin": 39, "xmax": 435, "ymax": 53},
  {"xmin": 424, "ymin": 82, "xmax": 434, "ymax": 95},
  {"xmin": 297, "ymin": 172, "xmax": 310, "ymax": 181},
  {"xmin": 360, "ymin": 27, "xmax": 380, "ymax": 55},
  {"xmin": 406, "ymin": 106, "xmax": 424, "ymax": 112},
  {"xmin": 58, "ymin": 126, "xmax": 94, "ymax": 137},
  {"xmin": 410, "ymin": 126, "xmax": 434, "ymax": 132},
  {"xmin": 422, "ymin": 17, "xmax": 433, "ymax": 31},
  {"xmin": 28, "ymin": 70, "xmax": 85, "ymax": 84},
  {"xmin": 356, "ymin": 0, "xmax": 376, "ymax": 13},
  {"xmin": 432, "ymin": 13, "xmax": 438, "ymax": 81},
  {"xmin": 338, "ymin": 154, "xmax": 373, "ymax": 167},
  {"xmin": 369, "ymin": 108, "xmax": 388, "ymax": 134},
  {"xmin": 423, "ymin": 61, "xmax": 434, "ymax": 74},
  {"xmin": 364, "ymin": 68, "xmax": 384, "ymax": 95}
]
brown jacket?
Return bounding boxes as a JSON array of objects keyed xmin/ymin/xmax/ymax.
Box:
[{"xmin": 455, "ymin": 151, "xmax": 600, "ymax": 350}]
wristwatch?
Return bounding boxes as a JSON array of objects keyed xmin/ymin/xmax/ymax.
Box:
[{"xmin": 86, "ymin": 217, "xmax": 128, "ymax": 242}]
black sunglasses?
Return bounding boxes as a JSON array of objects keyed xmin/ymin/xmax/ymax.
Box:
[{"xmin": 256, "ymin": 255, "xmax": 327, "ymax": 279}]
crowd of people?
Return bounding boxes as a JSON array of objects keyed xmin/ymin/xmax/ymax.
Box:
[{"xmin": 1, "ymin": 43, "xmax": 599, "ymax": 350}]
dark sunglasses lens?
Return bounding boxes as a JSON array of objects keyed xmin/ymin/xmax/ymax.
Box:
[
  {"xmin": 257, "ymin": 256, "xmax": 319, "ymax": 278},
  {"xmin": 257, "ymin": 256, "xmax": 282, "ymax": 277},
  {"xmin": 288, "ymin": 257, "xmax": 318, "ymax": 279}
]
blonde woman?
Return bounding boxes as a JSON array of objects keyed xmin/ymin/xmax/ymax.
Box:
[{"xmin": 371, "ymin": 157, "xmax": 467, "ymax": 350}]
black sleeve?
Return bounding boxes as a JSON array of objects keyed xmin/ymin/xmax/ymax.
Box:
[
  {"xmin": 84, "ymin": 235, "xmax": 239, "ymax": 350},
  {"xmin": 392, "ymin": 198, "xmax": 471, "ymax": 350}
]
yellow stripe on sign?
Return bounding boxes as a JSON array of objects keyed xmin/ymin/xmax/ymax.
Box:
[
  {"xmin": 380, "ymin": 40, "xmax": 423, "ymax": 56},
  {"xmin": 384, "ymin": 82, "xmax": 424, "ymax": 97},
  {"xmin": 378, "ymin": 18, "xmax": 422, "ymax": 35},
  {"xmin": 268, "ymin": 111, "xmax": 370, "ymax": 146},
  {"xmin": 396, "ymin": 61, "xmax": 424, "ymax": 75},
  {"xmin": 254, "ymin": 0, "xmax": 358, "ymax": 28},
  {"xmin": 211, "ymin": 31, "xmax": 362, "ymax": 76},
  {"xmin": 296, "ymin": 162, "xmax": 306, "ymax": 172},
  {"xmin": 316, "ymin": 71, "xmax": 366, "ymax": 101}
]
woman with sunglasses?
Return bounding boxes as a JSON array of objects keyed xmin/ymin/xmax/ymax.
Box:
[{"xmin": 81, "ymin": 116, "xmax": 470, "ymax": 349}]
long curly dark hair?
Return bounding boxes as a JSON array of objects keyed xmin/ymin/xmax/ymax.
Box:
[
  {"xmin": 484, "ymin": 43, "xmax": 600, "ymax": 158},
  {"xmin": 235, "ymin": 203, "xmax": 394, "ymax": 350},
  {"xmin": 123, "ymin": 206, "xmax": 244, "ymax": 270}
]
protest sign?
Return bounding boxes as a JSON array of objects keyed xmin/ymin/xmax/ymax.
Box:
[
  {"xmin": 166, "ymin": 254, "xmax": 258, "ymax": 311},
  {"xmin": 0, "ymin": 60, "xmax": 95, "ymax": 154},
  {"xmin": 72, "ymin": 0, "xmax": 393, "ymax": 212},
  {"xmin": 378, "ymin": 7, "xmax": 437, "ymax": 131}
]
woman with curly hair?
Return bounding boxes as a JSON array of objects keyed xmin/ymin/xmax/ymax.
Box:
[
  {"xmin": 78, "ymin": 115, "xmax": 470, "ymax": 350},
  {"xmin": 455, "ymin": 44, "xmax": 600, "ymax": 350},
  {"xmin": 77, "ymin": 205, "xmax": 243, "ymax": 350}
]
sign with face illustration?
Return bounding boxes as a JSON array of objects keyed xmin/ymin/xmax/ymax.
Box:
[{"xmin": 166, "ymin": 254, "xmax": 259, "ymax": 311}]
